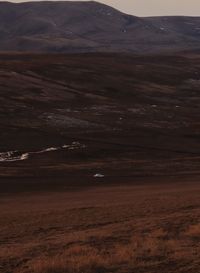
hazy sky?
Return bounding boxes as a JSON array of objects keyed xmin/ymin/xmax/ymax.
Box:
[{"xmin": 10, "ymin": 0, "xmax": 200, "ymax": 16}]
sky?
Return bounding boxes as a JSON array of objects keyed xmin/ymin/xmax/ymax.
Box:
[{"xmin": 9, "ymin": 0, "xmax": 200, "ymax": 17}]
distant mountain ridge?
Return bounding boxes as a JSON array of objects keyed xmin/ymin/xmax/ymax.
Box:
[{"xmin": 1, "ymin": 1, "xmax": 200, "ymax": 53}]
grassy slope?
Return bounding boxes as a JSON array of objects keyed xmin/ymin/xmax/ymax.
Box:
[{"xmin": 1, "ymin": 180, "xmax": 200, "ymax": 273}]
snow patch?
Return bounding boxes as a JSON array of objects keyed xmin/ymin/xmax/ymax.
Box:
[
  {"xmin": 0, "ymin": 151, "xmax": 29, "ymax": 162},
  {"xmin": 0, "ymin": 142, "xmax": 86, "ymax": 163},
  {"xmin": 40, "ymin": 147, "xmax": 58, "ymax": 152}
]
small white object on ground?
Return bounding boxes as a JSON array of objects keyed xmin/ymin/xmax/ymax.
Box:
[{"xmin": 94, "ymin": 173, "xmax": 105, "ymax": 178}]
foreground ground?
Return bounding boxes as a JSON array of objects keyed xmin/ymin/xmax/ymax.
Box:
[{"xmin": 1, "ymin": 178, "xmax": 200, "ymax": 273}]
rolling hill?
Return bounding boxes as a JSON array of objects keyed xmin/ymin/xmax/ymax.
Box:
[
  {"xmin": 0, "ymin": 52, "xmax": 200, "ymax": 184},
  {"xmin": 0, "ymin": 1, "xmax": 200, "ymax": 53}
]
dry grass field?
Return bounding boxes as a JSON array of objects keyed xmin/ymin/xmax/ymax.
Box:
[{"xmin": 1, "ymin": 177, "xmax": 200, "ymax": 273}]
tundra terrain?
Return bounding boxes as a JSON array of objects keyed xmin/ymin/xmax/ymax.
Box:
[
  {"xmin": 1, "ymin": 179, "xmax": 200, "ymax": 273},
  {"xmin": 0, "ymin": 52, "xmax": 200, "ymax": 273},
  {"xmin": 0, "ymin": 52, "xmax": 200, "ymax": 185},
  {"xmin": 1, "ymin": 1, "xmax": 200, "ymax": 53}
]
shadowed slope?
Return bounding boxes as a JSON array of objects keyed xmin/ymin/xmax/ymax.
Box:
[{"xmin": 0, "ymin": 52, "xmax": 200, "ymax": 184}]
